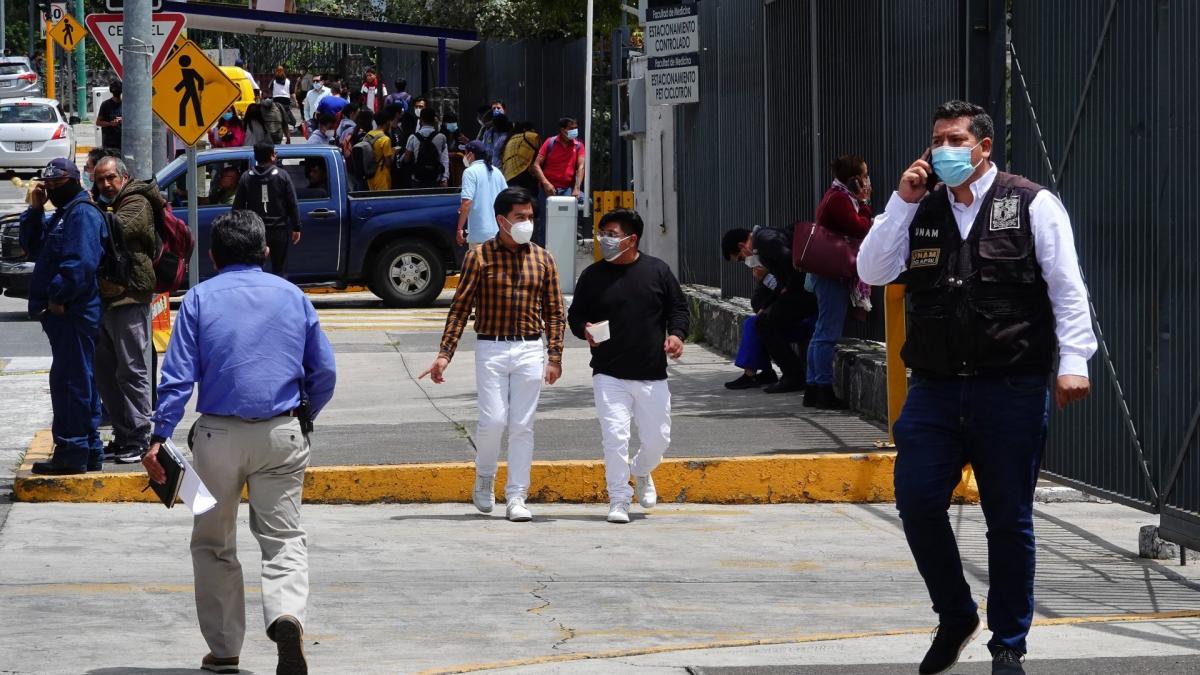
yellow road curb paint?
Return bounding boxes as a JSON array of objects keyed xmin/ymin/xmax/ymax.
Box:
[
  {"xmin": 302, "ymin": 274, "xmax": 460, "ymax": 296},
  {"xmin": 14, "ymin": 430, "xmax": 978, "ymax": 504},
  {"xmin": 413, "ymin": 609, "xmax": 1200, "ymax": 674}
]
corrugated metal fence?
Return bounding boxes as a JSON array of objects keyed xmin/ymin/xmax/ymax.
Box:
[
  {"xmin": 674, "ymin": 0, "xmax": 979, "ymax": 340},
  {"xmin": 1010, "ymin": 0, "xmax": 1200, "ymax": 545},
  {"xmin": 457, "ymin": 40, "xmax": 587, "ymax": 142}
]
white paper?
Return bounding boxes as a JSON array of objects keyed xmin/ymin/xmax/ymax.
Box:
[{"xmin": 167, "ymin": 439, "xmax": 217, "ymax": 515}]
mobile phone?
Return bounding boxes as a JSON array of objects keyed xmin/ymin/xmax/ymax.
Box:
[
  {"xmin": 923, "ymin": 147, "xmax": 939, "ymax": 191},
  {"xmin": 846, "ymin": 177, "xmax": 861, "ymax": 194}
]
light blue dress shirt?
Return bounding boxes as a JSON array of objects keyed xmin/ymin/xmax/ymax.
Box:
[
  {"xmin": 152, "ymin": 264, "xmax": 337, "ymax": 438},
  {"xmin": 460, "ymin": 160, "xmax": 508, "ymax": 245}
]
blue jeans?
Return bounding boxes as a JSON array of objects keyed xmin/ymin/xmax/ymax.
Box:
[
  {"xmin": 893, "ymin": 373, "xmax": 1050, "ymax": 654},
  {"xmin": 806, "ymin": 275, "xmax": 849, "ymax": 386},
  {"xmin": 43, "ymin": 313, "xmax": 103, "ymax": 466}
]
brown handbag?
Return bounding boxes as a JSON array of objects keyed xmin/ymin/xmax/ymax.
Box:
[{"xmin": 791, "ymin": 220, "xmax": 860, "ymax": 280}]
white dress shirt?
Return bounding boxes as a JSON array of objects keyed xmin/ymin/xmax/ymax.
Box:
[
  {"xmin": 303, "ymin": 86, "xmax": 330, "ymax": 123},
  {"xmin": 856, "ymin": 164, "xmax": 1097, "ymax": 378}
]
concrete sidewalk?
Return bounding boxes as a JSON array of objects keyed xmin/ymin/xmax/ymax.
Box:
[{"xmin": 0, "ymin": 501, "xmax": 1195, "ymax": 674}]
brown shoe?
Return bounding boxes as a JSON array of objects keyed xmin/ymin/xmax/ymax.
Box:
[
  {"xmin": 271, "ymin": 615, "xmax": 308, "ymax": 675},
  {"xmin": 201, "ymin": 653, "xmax": 240, "ymax": 674}
]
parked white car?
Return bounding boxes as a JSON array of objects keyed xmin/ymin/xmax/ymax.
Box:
[{"xmin": 0, "ymin": 98, "xmax": 79, "ymax": 171}]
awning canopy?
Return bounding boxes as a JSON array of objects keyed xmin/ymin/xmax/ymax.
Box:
[{"xmin": 161, "ymin": 1, "xmax": 479, "ymax": 52}]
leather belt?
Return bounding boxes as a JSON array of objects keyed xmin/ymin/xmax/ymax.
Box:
[{"xmin": 477, "ymin": 334, "xmax": 541, "ymax": 342}]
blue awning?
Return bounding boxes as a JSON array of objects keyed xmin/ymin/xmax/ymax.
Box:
[{"xmin": 161, "ymin": 1, "xmax": 479, "ymax": 52}]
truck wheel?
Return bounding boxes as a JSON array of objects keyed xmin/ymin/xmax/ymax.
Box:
[{"xmin": 371, "ymin": 239, "xmax": 445, "ymax": 308}]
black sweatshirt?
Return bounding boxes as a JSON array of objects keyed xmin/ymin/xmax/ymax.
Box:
[
  {"xmin": 233, "ymin": 162, "xmax": 301, "ymax": 232},
  {"xmin": 568, "ymin": 254, "xmax": 690, "ymax": 381}
]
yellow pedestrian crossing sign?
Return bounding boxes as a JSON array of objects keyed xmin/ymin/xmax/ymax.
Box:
[
  {"xmin": 48, "ymin": 13, "xmax": 87, "ymax": 51},
  {"xmin": 151, "ymin": 40, "xmax": 240, "ymax": 147}
]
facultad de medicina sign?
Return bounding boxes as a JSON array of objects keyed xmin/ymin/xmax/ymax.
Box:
[
  {"xmin": 648, "ymin": 53, "xmax": 699, "ymax": 105},
  {"xmin": 645, "ymin": 4, "xmax": 699, "ymax": 58}
]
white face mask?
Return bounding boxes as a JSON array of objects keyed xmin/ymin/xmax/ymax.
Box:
[
  {"xmin": 462, "ymin": 155, "xmax": 471, "ymax": 168},
  {"xmin": 598, "ymin": 234, "xmax": 631, "ymax": 261},
  {"xmin": 503, "ymin": 217, "xmax": 534, "ymax": 245},
  {"xmin": 743, "ymin": 254, "xmax": 761, "ymax": 269}
]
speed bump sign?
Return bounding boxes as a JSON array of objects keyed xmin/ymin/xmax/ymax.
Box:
[{"xmin": 151, "ymin": 40, "xmax": 239, "ymax": 146}]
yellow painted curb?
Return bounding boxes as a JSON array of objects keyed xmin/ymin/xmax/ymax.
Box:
[
  {"xmin": 302, "ymin": 275, "xmax": 460, "ymax": 296},
  {"xmin": 14, "ymin": 430, "xmax": 978, "ymax": 504}
]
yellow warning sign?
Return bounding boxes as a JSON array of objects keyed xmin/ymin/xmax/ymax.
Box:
[
  {"xmin": 48, "ymin": 13, "xmax": 86, "ymax": 51},
  {"xmin": 151, "ymin": 40, "xmax": 239, "ymax": 147}
]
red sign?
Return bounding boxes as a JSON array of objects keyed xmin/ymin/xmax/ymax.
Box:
[{"xmin": 84, "ymin": 12, "xmax": 186, "ymax": 78}]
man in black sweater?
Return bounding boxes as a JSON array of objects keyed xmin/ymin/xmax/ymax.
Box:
[
  {"xmin": 233, "ymin": 143, "xmax": 301, "ymax": 276},
  {"xmin": 568, "ymin": 209, "xmax": 689, "ymax": 524},
  {"xmin": 722, "ymin": 226, "xmax": 817, "ymax": 393}
]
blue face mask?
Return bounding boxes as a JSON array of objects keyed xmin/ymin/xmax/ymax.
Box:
[
  {"xmin": 446, "ymin": 123, "xmax": 459, "ymax": 132},
  {"xmin": 222, "ymin": 112, "xmax": 233, "ymax": 121},
  {"xmin": 930, "ymin": 140, "xmax": 984, "ymax": 188},
  {"xmin": 492, "ymin": 108, "xmax": 503, "ymax": 118},
  {"xmin": 566, "ymin": 128, "xmax": 579, "ymax": 140}
]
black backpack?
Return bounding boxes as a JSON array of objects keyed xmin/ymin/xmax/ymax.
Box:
[
  {"xmin": 92, "ymin": 203, "xmax": 133, "ymax": 292},
  {"xmin": 412, "ymin": 132, "xmax": 443, "ymax": 183},
  {"xmin": 351, "ymin": 134, "xmax": 379, "ymax": 180}
]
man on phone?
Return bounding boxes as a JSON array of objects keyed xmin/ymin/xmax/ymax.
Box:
[
  {"xmin": 19, "ymin": 158, "xmax": 105, "ymax": 474},
  {"xmin": 857, "ymin": 100, "xmax": 1096, "ymax": 675},
  {"xmin": 567, "ymin": 209, "xmax": 688, "ymax": 524}
]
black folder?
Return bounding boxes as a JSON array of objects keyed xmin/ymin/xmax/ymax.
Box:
[{"xmin": 148, "ymin": 440, "xmax": 185, "ymax": 508}]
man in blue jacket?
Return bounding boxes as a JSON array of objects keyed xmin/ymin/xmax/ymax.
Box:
[{"xmin": 20, "ymin": 158, "xmax": 106, "ymax": 475}]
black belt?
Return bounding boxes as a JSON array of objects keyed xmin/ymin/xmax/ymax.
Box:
[{"xmin": 477, "ymin": 334, "xmax": 541, "ymax": 342}]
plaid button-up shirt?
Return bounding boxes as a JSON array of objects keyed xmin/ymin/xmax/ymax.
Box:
[{"xmin": 438, "ymin": 238, "xmax": 566, "ymax": 364}]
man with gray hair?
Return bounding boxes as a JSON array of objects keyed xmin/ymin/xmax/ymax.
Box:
[
  {"xmin": 144, "ymin": 209, "xmax": 336, "ymax": 674},
  {"xmin": 93, "ymin": 156, "xmax": 161, "ymax": 464}
]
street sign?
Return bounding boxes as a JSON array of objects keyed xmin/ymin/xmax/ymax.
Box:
[
  {"xmin": 648, "ymin": 53, "xmax": 699, "ymax": 105},
  {"xmin": 152, "ymin": 40, "xmax": 240, "ymax": 147},
  {"xmin": 105, "ymin": 0, "xmax": 164, "ymax": 11},
  {"xmin": 644, "ymin": 3, "xmax": 698, "ymax": 58},
  {"xmin": 85, "ymin": 12, "xmax": 186, "ymax": 78},
  {"xmin": 39, "ymin": 2, "xmax": 67, "ymax": 38},
  {"xmin": 48, "ymin": 13, "xmax": 87, "ymax": 52}
]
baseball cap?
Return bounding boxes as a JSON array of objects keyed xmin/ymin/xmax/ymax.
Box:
[{"xmin": 41, "ymin": 158, "xmax": 80, "ymax": 181}]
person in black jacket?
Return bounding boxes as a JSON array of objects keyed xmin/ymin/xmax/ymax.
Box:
[
  {"xmin": 233, "ymin": 142, "xmax": 301, "ymax": 277},
  {"xmin": 722, "ymin": 226, "xmax": 817, "ymax": 393},
  {"xmin": 569, "ymin": 209, "xmax": 689, "ymax": 524}
]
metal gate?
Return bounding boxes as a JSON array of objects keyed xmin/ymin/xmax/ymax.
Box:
[{"xmin": 1009, "ymin": 0, "xmax": 1200, "ymax": 550}]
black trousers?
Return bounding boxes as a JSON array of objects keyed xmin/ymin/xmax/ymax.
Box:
[
  {"xmin": 265, "ymin": 226, "xmax": 291, "ymax": 277},
  {"xmin": 756, "ymin": 294, "xmax": 816, "ymax": 380}
]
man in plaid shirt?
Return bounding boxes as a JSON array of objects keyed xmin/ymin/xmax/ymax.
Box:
[{"xmin": 421, "ymin": 187, "xmax": 566, "ymax": 522}]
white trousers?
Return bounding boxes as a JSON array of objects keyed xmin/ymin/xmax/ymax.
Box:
[
  {"xmin": 474, "ymin": 338, "xmax": 546, "ymax": 499},
  {"xmin": 593, "ymin": 374, "xmax": 672, "ymax": 503}
]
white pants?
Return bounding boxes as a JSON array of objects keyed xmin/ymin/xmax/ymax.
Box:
[
  {"xmin": 474, "ymin": 338, "xmax": 546, "ymax": 499},
  {"xmin": 593, "ymin": 374, "xmax": 672, "ymax": 503}
]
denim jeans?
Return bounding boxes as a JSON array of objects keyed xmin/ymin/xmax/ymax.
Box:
[
  {"xmin": 893, "ymin": 373, "xmax": 1050, "ymax": 654},
  {"xmin": 805, "ymin": 274, "xmax": 849, "ymax": 386}
]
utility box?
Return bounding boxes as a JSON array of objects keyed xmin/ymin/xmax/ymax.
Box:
[
  {"xmin": 545, "ymin": 195, "xmax": 578, "ymax": 294},
  {"xmin": 91, "ymin": 87, "xmax": 113, "ymax": 146}
]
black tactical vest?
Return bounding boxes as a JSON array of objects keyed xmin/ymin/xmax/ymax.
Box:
[{"xmin": 896, "ymin": 172, "xmax": 1056, "ymax": 377}]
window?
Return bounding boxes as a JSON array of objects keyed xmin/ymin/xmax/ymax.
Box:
[
  {"xmin": 165, "ymin": 160, "xmax": 248, "ymax": 208},
  {"xmin": 0, "ymin": 104, "xmax": 56, "ymax": 124},
  {"xmin": 0, "ymin": 64, "xmax": 31, "ymax": 76},
  {"xmin": 280, "ymin": 156, "xmax": 330, "ymax": 201}
]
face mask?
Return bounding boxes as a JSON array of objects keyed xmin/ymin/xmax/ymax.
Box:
[
  {"xmin": 492, "ymin": 109, "xmax": 503, "ymax": 118},
  {"xmin": 96, "ymin": 192, "xmax": 112, "ymax": 205},
  {"xmin": 566, "ymin": 128, "xmax": 579, "ymax": 140},
  {"xmin": 462, "ymin": 156, "xmax": 471, "ymax": 168},
  {"xmin": 598, "ymin": 234, "xmax": 630, "ymax": 261},
  {"xmin": 222, "ymin": 112, "xmax": 233, "ymax": 121},
  {"xmin": 931, "ymin": 140, "xmax": 984, "ymax": 188},
  {"xmin": 503, "ymin": 217, "xmax": 534, "ymax": 245},
  {"xmin": 312, "ymin": 81, "xmax": 322, "ymax": 91},
  {"xmin": 414, "ymin": 107, "xmax": 424, "ymax": 115},
  {"xmin": 81, "ymin": 173, "xmax": 92, "ymax": 191},
  {"xmin": 743, "ymin": 254, "xmax": 761, "ymax": 269},
  {"xmin": 447, "ymin": 123, "xmax": 459, "ymax": 133},
  {"xmin": 47, "ymin": 181, "xmax": 82, "ymax": 208}
]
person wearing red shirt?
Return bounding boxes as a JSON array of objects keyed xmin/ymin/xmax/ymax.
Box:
[
  {"xmin": 530, "ymin": 117, "xmax": 585, "ymax": 246},
  {"xmin": 806, "ymin": 154, "xmax": 874, "ymax": 409}
]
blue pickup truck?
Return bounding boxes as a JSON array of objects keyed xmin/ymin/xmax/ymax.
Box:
[{"xmin": 155, "ymin": 145, "xmax": 464, "ymax": 307}]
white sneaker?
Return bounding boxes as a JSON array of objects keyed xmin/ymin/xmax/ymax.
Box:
[
  {"xmin": 607, "ymin": 501, "xmax": 631, "ymax": 524},
  {"xmin": 473, "ymin": 474, "xmax": 495, "ymax": 514},
  {"xmin": 506, "ymin": 497, "xmax": 532, "ymax": 522},
  {"xmin": 635, "ymin": 474, "xmax": 657, "ymax": 509}
]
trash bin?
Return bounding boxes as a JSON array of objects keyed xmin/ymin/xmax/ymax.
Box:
[{"xmin": 545, "ymin": 195, "xmax": 578, "ymax": 294}]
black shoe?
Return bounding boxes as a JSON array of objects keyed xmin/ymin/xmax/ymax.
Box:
[
  {"xmin": 725, "ymin": 373, "xmax": 761, "ymax": 390},
  {"xmin": 764, "ymin": 377, "xmax": 805, "ymax": 394},
  {"xmin": 31, "ymin": 456, "xmax": 88, "ymax": 476},
  {"xmin": 919, "ymin": 614, "xmax": 981, "ymax": 675},
  {"xmin": 754, "ymin": 369, "xmax": 778, "ymax": 385},
  {"xmin": 271, "ymin": 615, "xmax": 308, "ymax": 675},
  {"xmin": 991, "ymin": 647, "xmax": 1025, "ymax": 674},
  {"xmin": 88, "ymin": 457, "xmax": 103, "ymax": 472},
  {"xmin": 102, "ymin": 440, "xmax": 121, "ymax": 462},
  {"xmin": 814, "ymin": 384, "xmax": 849, "ymax": 410},
  {"xmin": 803, "ymin": 386, "xmax": 819, "ymax": 408},
  {"xmin": 112, "ymin": 446, "xmax": 146, "ymax": 464}
]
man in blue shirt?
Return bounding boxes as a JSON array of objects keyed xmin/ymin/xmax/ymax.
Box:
[
  {"xmin": 455, "ymin": 140, "xmax": 507, "ymax": 249},
  {"xmin": 20, "ymin": 158, "xmax": 105, "ymax": 475},
  {"xmin": 143, "ymin": 210, "xmax": 336, "ymax": 675}
]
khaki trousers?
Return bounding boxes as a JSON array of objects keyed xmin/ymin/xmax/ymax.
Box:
[{"xmin": 190, "ymin": 414, "xmax": 310, "ymax": 658}]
